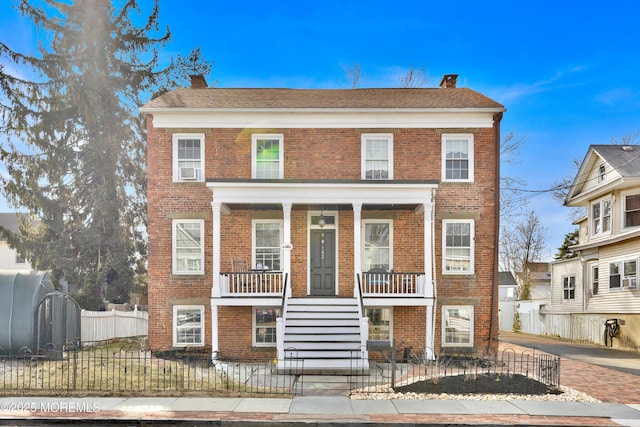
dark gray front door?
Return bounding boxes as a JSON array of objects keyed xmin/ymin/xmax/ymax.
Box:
[{"xmin": 310, "ymin": 229, "xmax": 335, "ymax": 296}]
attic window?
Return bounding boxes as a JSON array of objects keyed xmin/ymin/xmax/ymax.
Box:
[{"xmin": 598, "ymin": 163, "xmax": 606, "ymax": 183}]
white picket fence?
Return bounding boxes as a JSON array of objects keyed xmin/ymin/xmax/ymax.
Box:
[{"xmin": 81, "ymin": 308, "xmax": 148, "ymax": 343}]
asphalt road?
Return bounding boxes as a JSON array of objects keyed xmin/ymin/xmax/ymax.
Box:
[{"xmin": 499, "ymin": 331, "xmax": 640, "ymax": 377}]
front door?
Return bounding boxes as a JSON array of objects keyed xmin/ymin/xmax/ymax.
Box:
[{"xmin": 310, "ymin": 229, "xmax": 336, "ymax": 296}]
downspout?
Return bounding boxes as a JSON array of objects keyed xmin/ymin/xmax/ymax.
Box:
[
  {"xmin": 489, "ymin": 112, "xmax": 504, "ymax": 352},
  {"xmin": 431, "ymin": 189, "xmax": 438, "ymax": 359}
]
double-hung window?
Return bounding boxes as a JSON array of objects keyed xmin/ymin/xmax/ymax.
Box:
[
  {"xmin": 597, "ymin": 163, "xmax": 606, "ymax": 183},
  {"xmin": 442, "ymin": 134, "xmax": 474, "ymax": 182},
  {"xmin": 252, "ymin": 134, "xmax": 283, "ymax": 179},
  {"xmin": 173, "ymin": 134, "xmax": 204, "ymax": 182},
  {"xmin": 442, "ymin": 219, "xmax": 474, "ymax": 274},
  {"xmin": 590, "ymin": 264, "xmax": 599, "ymax": 296},
  {"xmin": 362, "ymin": 220, "xmax": 393, "ymax": 271},
  {"xmin": 253, "ymin": 307, "xmax": 280, "ymax": 347},
  {"xmin": 172, "ymin": 220, "xmax": 204, "ymax": 275},
  {"xmin": 591, "ymin": 198, "xmax": 612, "ymax": 237},
  {"xmin": 609, "ymin": 259, "xmax": 638, "ymax": 289},
  {"xmin": 361, "ymin": 134, "xmax": 393, "ymax": 180},
  {"xmin": 173, "ymin": 305, "xmax": 204, "ymax": 347},
  {"xmin": 562, "ymin": 275, "xmax": 576, "ymax": 300},
  {"xmin": 365, "ymin": 307, "xmax": 392, "ymax": 341},
  {"xmin": 442, "ymin": 306, "xmax": 473, "ymax": 347},
  {"xmin": 253, "ymin": 220, "xmax": 282, "ymax": 270},
  {"xmin": 624, "ymin": 194, "xmax": 640, "ymax": 228}
]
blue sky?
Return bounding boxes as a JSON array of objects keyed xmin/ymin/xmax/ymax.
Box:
[{"xmin": 2, "ymin": 0, "xmax": 640, "ymax": 260}]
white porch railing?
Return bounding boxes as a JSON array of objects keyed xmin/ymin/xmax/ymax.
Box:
[
  {"xmin": 220, "ymin": 271, "xmax": 285, "ymax": 296},
  {"xmin": 360, "ymin": 272, "xmax": 425, "ymax": 296}
]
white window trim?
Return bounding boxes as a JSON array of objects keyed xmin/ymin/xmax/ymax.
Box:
[
  {"xmin": 172, "ymin": 305, "xmax": 205, "ymax": 347},
  {"xmin": 361, "ymin": 133, "xmax": 394, "ymax": 180},
  {"xmin": 172, "ymin": 133, "xmax": 205, "ymax": 182},
  {"xmin": 252, "ymin": 134, "xmax": 284, "ymax": 179},
  {"xmin": 361, "ymin": 219, "xmax": 394, "ymax": 271},
  {"xmin": 597, "ymin": 163, "xmax": 606, "ymax": 183},
  {"xmin": 442, "ymin": 305, "xmax": 474, "ymax": 347},
  {"xmin": 589, "ymin": 262, "xmax": 599, "ymax": 296},
  {"xmin": 622, "ymin": 190, "xmax": 640, "ymax": 230},
  {"xmin": 442, "ymin": 133, "xmax": 474, "ymax": 182},
  {"xmin": 365, "ymin": 307, "xmax": 393, "ymax": 342},
  {"xmin": 562, "ymin": 275, "xmax": 576, "ymax": 300},
  {"xmin": 172, "ymin": 219, "xmax": 205, "ymax": 275},
  {"xmin": 590, "ymin": 197, "xmax": 612, "ymax": 238},
  {"xmin": 442, "ymin": 219, "xmax": 475, "ymax": 275},
  {"xmin": 252, "ymin": 219, "xmax": 284, "ymax": 270},
  {"xmin": 252, "ymin": 306, "xmax": 281, "ymax": 347}
]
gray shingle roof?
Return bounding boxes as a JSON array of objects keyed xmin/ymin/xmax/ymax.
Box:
[
  {"xmin": 142, "ymin": 87, "xmax": 505, "ymax": 110},
  {"xmin": 592, "ymin": 145, "xmax": 640, "ymax": 177},
  {"xmin": 0, "ymin": 213, "xmax": 23, "ymax": 239}
]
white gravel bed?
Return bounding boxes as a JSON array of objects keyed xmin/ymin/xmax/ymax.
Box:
[{"xmin": 350, "ymin": 384, "xmax": 600, "ymax": 402}]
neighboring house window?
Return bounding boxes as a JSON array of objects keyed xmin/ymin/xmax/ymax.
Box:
[
  {"xmin": 624, "ymin": 194, "xmax": 640, "ymax": 228},
  {"xmin": 365, "ymin": 307, "xmax": 392, "ymax": 341},
  {"xmin": 252, "ymin": 134, "xmax": 284, "ymax": 179},
  {"xmin": 253, "ymin": 220, "xmax": 282, "ymax": 270},
  {"xmin": 442, "ymin": 306, "xmax": 473, "ymax": 347},
  {"xmin": 442, "ymin": 219, "xmax": 474, "ymax": 274},
  {"xmin": 562, "ymin": 275, "xmax": 576, "ymax": 300},
  {"xmin": 253, "ymin": 307, "xmax": 280, "ymax": 347},
  {"xmin": 442, "ymin": 134, "xmax": 474, "ymax": 182},
  {"xmin": 598, "ymin": 163, "xmax": 606, "ymax": 183},
  {"xmin": 172, "ymin": 220, "xmax": 204, "ymax": 275},
  {"xmin": 173, "ymin": 133, "xmax": 204, "ymax": 182},
  {"xmin": 591, "ymin": 198, "xmax": 612, "ymax": 236},
  {"xmin": 361, "ymin": 133, "xmax": 393, "ymax": 180},
  {"xmin": 173, "ymin": 305, "xmax": 204, "ymax": 347},
  {"xmin": 363, "ymin": 220, "xmax": 393, "ymax": 271},
  {"xmin": 608, "ymin": 259, "xmax": 638, "ymax": 289},
  {"xmin": 590, "ymin": 264, "xmax": 599, "ymax": 296}
]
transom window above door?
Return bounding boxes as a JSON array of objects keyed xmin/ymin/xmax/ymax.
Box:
[
  {"xmin": 252, "ymin": 134, "xmax": 284, "ymax": 179},
  {"xmin": 361, "ymin": 134, "xmax": 393, "ymax": 180}
]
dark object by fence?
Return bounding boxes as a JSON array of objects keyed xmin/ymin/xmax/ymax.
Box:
[{"xmin": 604, "ymin": 319, "xmax": 619, "ymax": 347}]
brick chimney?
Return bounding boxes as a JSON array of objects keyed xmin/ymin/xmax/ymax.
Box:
[
  {"xmin": 190, "ymin": 74, "xmax": 208, "ymax": 89},
  {"xmin": 439, "ymin": 74, "xmax": 458, "ymax": 88}
]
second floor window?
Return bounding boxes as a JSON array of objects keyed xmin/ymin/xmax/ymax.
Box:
[
  {"xmin": 363, "ymin": 220, "xmax": 392, "ymax": 271},
  {"xmin": 173, "ymin": 134, "xmax": 204, "ymax": 182},
  {"xmin": 252, "ymin": 134, "xmax": 283, "ymax": 179},
  {"xmin": 562, "ymin": 275, "xmax": 575, "ymax": 300},
  {"xmin": 442, "ymin": 134, "xmax": 474, "ymax": 182},
  {"xmin": 591, "ymin": 198, "xmax": 611, "ymax": 237},
  {"xmin": 253, "ymin": 220, "xmax": 282, "ymax": 270},
  {"xmin": 172, "ymin": 220, "xmax": 204, "ymax": 275},
  {"xmin": 361, "ymin": 134, "xmax": 393, "ymax": 180},
  {"xmin": 443, "ymin": 219, "xmax": 474, "ymax": 274},
  {"xmin": 625, "ymin": 194, "xmax": 640, "ymax": 228}
]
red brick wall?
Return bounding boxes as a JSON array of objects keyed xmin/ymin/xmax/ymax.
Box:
[{"xmin": 146, "ymin": 122, "xmax": 499, "ymax": 354}]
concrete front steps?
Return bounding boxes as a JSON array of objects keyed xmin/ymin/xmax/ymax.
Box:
[{"xmin": 279, "ymin": 297, "xmax": 368, "ymax": 374}]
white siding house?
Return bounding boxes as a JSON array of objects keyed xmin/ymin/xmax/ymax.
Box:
[{"xmin": 0, "ymin": 213, "xmax": 31, "ymax": 271}]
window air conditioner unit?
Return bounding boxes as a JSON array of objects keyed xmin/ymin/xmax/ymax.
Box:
[
  {"xmin": 622, "ymin": 278, "xmax": 638, "ymax": 289},
  {"xmin": 179, "ymin": 167, "xmax": 199, "ymax": 180}
]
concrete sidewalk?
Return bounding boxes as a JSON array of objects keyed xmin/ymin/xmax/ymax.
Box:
[{"xmin": 1, "ymin": 395, "xmax": 640, "ymax": 426}]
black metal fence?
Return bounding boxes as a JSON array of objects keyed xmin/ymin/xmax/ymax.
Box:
[
  {"xmin": 0, "ymin": 346, "xmax": 303, "ymax": 397},
  {"xmin": 350, "ymin": 348, "xmax": 561, "ymax": 395}
]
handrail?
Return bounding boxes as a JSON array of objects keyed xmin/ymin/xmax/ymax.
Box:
[
  {"xmin": 280, "ymin": 273, "xmax": 289, "ymax": 315},
  {"xmin": 356, "ymin": 273, "xmax": 365, "ymax": 317}
]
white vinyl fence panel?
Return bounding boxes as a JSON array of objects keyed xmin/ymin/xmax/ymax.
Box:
[{"xmin": 81, "ymin": 308, "xmax": 148, "ymax": 343}]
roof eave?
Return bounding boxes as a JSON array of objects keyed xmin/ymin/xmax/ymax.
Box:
[{"xmin": 139, "ymin": 106, "xmax": 506, "ymax": 114}]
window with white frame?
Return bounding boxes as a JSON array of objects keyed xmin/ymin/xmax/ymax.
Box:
[
  {"xmin": 172, "ymin": 220, "xmax": 204, "ymax": 275},
  {"xmin": 562, "ymin": 275, "xmax": 576, "ymax": 300},
  {"xmin": 598, "ymin": 163, "xmax": 606, "ymax": 183},
  {"xmin": 363, "ymin": 220, "xmax": 392, "ymax": 271},
  {"xmin": 252, "ymin": 134, "xmax": 284, "ymax": 179},
  {"xmin": 253, "ymin": 307, "xmax": 280, "ymax": 347},
  {"xmin": 173, "ymin": 133, "xmax": 204, "ymax": 182},
  {"xmin": 590, "ymin": 264, "xmax": 599, "ymax": 296},
  {"xmin": 608, "ymin": 259, "xmax": 637, "ymax": 289},
  {"xmin": 591, "ymin": 198, "xmax": 612, "ymax": 237},
  {"xmin": 442, "ymin": 134, "xmax": 474, "ymax": 182},
  {"xmin": 173, "ymin": 305, "xmax": 204, "ymax": 346},
  {"xmin": 253, "ymin": 220, "xmax": 282, "ymax": 270},
  {"xmin": 624, "ymin": 194, "xmax": 640, "ymax": 228},
  {"xmin": 365, "ymin": 307, "xmax": 392, "ymax": 341},
  {"xmin": 442, "ymin": 306, "xmax": 473, "ymax": 347},
  {"xmin": 442, "ymin": 219, "xmax": 474, "ymax": 274},
  {"xmin": 361, "ymin": 133, "xmax": 393, "ymax": 180}
]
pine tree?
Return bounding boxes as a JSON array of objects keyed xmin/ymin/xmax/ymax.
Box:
[
  {"xmin": 554, "ymin": 229, "xmax": 580, "ymax": 260},
  {"xmin": 0, "ymin": 0, "xmax": 211, "ymax": 309}
]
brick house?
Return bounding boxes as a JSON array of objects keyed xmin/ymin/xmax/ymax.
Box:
[{"xmin": 140, "ymin": 74, "xmax": 505, "ymax": 371}]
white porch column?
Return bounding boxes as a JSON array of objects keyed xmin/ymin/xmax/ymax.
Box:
[
  {"xmin": 353, "ymin": 202, "xmax": 363, "ymax": 295},
  {"xmin": 423, "ymin": 196, "xmax": 434, "ymax": 299},
  {"xmin": 211, "ymin": 201, "xmax": 222, "ymax": 358},
  {"xmin": 282, "ymin": 202, "xmax": 292, "ymax": 298},
  {"xmin": 425, "ymin": 305, "xmax": 434, "ymax": 359}
]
